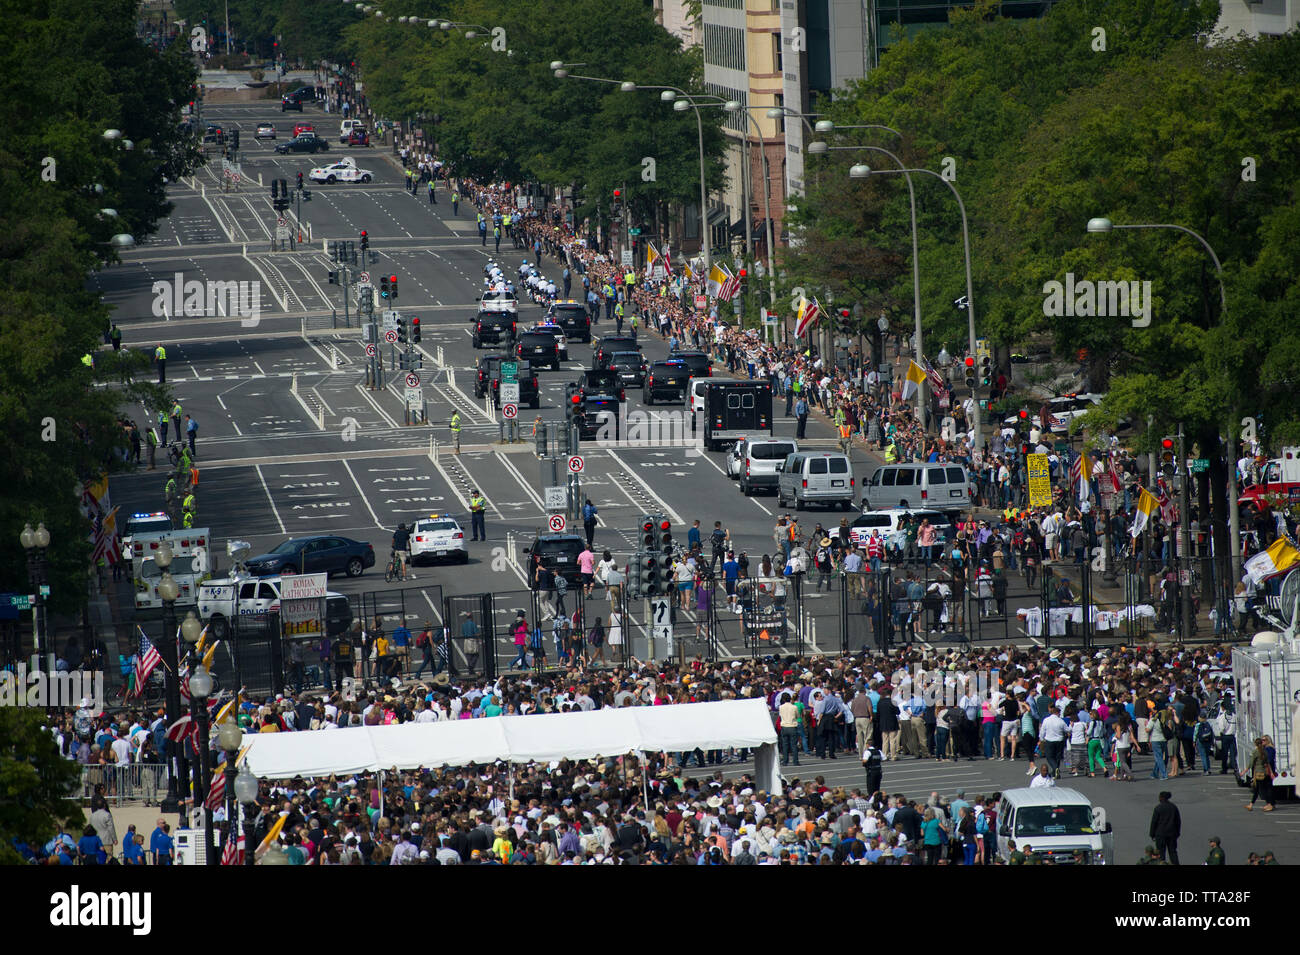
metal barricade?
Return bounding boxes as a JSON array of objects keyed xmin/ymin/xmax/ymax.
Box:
[{"xmin": 81, "ymin": 763, "xmax": 169, "ymax": 807}]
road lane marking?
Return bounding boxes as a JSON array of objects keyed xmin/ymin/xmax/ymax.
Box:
[
  {"xmin": 254, "ymin": 464, "xmax": 287, "ymax": 534},
  {"xmin": 342, "ymin": 458, "xmax": 385, "ymax": 529},
  {"xmin": 604, "ymin": 448, "xmax": 684, "ymax": 525}
]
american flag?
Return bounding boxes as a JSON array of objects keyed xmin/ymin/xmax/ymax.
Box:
[
  {"xmin": 165, "ymin": 715, "xmax": 194, "ymax": 743},
  {"xmin": 924, "ymin": 360, "xmax": 948, "ymax": 399},
  {"xmin": 1106, "ymin": 452, "xmax": 1123, "ymax": 493},
  {"xmin": 718, "ymin": 270, "xmax": 742, "ymax": 302},
  {"xmin": 205, "ymin": 761, "xmax": 228, "ymax": 810},
  {"xmin": 221, "ymin": 835, "xmax": 245, "ymax": 866},
  {"xmin": 1156, "ymin": 478, "xmax": 1176, "ymax": 523},
  {"xmin": 134, "ymin": 629, "xmax": 161, "ymax": 697},
  {"xmin": 178, "ymin": 663, "xmax": 190, "ymax": 702}
]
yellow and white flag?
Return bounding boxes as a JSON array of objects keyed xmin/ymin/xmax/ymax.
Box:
[
  {"xmin": 1244, "ymin": 537, "xmax": 1300, "ymax": 584},
  {"xmin": 683, "ymin": 260, "xmax": 694, "ymax": 281},
  {"xmin": 900, "ymin": 360, "xmax": 927, "ymax": 401},
  {"xmin": 705, "ymin": 262, "xmax": 730, "ymax": 298},
  {"xmin": 645, "ymin": 242, "xmax": 659, "ymax": 271},
  {"xmin": 1129, "ymin": 486, "xmax": 1159, "ymax": 538}
]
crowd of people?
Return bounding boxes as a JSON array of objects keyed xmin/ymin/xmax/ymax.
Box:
[{"xmin": 35, "ymin": 635, "xmax": 1290, "ymax": 865}]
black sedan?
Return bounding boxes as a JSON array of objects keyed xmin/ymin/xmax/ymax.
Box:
[
  {"xmin": 245, "ymin": 536, "xmax": 375, "ymax": 578},
  {"xmin": 274, "ymin": 134, "xmax": 330, "ymax": 154}
]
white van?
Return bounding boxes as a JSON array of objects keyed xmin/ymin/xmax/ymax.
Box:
[
  {"xmin": 863, "ymin": 462, "xmax": 971, "ymax": 511},
  {"xmin": 995, "ymin": 787, "xmax": 1112, "ymax": 864},
  {"xmin": 728, "ymin": 438, "xmax": 799, "ymax": 495},
  {"xmin": 777, "ymin": 452, "xmax": 855, "ymax": 511},
  {"xmin": 339, "ymin": 119, "xmax": 363, "ymax": 143}
]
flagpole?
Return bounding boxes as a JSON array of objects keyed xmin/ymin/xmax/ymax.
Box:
[{"xmin": 1178, "ymin": 423, "xmax": 1194, "ymax": 641}]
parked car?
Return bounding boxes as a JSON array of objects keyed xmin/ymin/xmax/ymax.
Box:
[{"xmin": 244, "ymin": 536, "xmax": 375, "ymax": 578}]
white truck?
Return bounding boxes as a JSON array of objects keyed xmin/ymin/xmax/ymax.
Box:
[
  {"xmin": 1238, "ymin": 446, "xmax": 1300, "ymax": 510},
  {"xmin": 198, "ymin": 572, "xmax": 353, "ymax": 642},
  {"xmin": 1232, "ymin": 636, "xmax": 1300, "ymax": 792},
  {"xmin": 131, "ymin": 528, "xmax": 212, "ymax": 610}
]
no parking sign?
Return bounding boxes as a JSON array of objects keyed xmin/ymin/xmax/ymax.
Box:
[{"xmin": 548, "ymin": 514, "xmax": 566, "ymax": 532}]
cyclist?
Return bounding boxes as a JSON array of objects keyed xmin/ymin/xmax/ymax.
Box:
[{"xmin": 390, "ymin": 523, "xmax": 411, "ymax": 582}]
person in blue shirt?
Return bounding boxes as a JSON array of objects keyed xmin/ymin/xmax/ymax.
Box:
[
  {"xmin": 150, "ymin": 819, "xmax": 174, "ymax": 865},
  {"xmin": 687, "ymin": 520, "xmax": 702, "ymax": 551},
  {"xmin": 722, "ymin": 552, "xmax": 740, "ymax": 612},
  {"xmin": 78, "ymin": 825, "xmax": 105, "ymax": 865},
  {"xmin": 122, "ymin": 829, "xmax": 146, "ymax": 865}
]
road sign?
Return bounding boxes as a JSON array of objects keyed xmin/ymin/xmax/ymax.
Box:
[
  {"xmin": 629, "ymin": 228, "xmax": 641, "ymax": 236},
  {"xmin": 364, "ymin": 343, "xmax": 377, "ymax": 357},
  {"xmin": 544, "ymin": 486, "xmax": 566, "ymax": 509},
  {"xmin": 1191, "ymin": 458, "xmax": 1209, "ymax": 473},
  {"xmin": 277, "ymin": 217, "xmax": 287, "ymax": 227},
  {"xmin": 405, "ymin": 372, "xmax": 420, "ymax": 388},
  {"xmin": 548, "ymin": 514, "xmax": 567, "ymax": 532},
  {"xmin": 8, "ymin": 595, "xmax": 31, "ymax": 610},
  {"xmin": 360, "ymin": 271, "xmax": 371, "ymax": 283},
  {"xmin": 232, "ymin": 173, "xmax": 241, "ymax": 183},
  {"xmin": 651, "ymin": 597, "xmax": 671, "ymax": 643},
  {"xmin": 275, "ymin": 226, "xmax": 291, "ymax": 240},
  {"xmin": 567, "ymin": 454, "xmax": 584, "ymax": 474},
  {"xmin": 38, "ymin": 585, "xmax": 49, "ymax": 597},
  {"xmin": 500, "ymin": 382, "xmax": 520, "ymax": 405},
  {"xmin": 502, "ymin": 402, "xmax": 518, "ymax": 419},
  {"xmin": 383, "ymin": 329, "xmax": 398, "ymax": 344},
  {"xmin": 500, "ymin": 360, "xmax": 518, "ymax": 380},
  {"xmin": 382, "ymin": 309, "xmax": 399, "ymax": 330},
  {"xmin": 694, "ymin": 295, "xmax": 707, "ymax": 310},
  {"xmin": 621, "ymin": 249, "xmax": 633, "ymax": 268},
  {"xmin": 404, "ymin": 388, "xmax": 421, "ymax": 405}
]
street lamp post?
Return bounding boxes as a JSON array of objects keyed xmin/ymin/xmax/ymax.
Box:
[
  {"xmin": 725, "ymin": 102, "xmax": 778, "ymax": 314},
  {"xmin": 820, "ymin": 141, "xmax": 923, "ymax": 424},
  {"xmin": 155, "ymin": 542, "xmax": 184, "ymax": 817},
  {"xmin": 18, "ymin": 523, "xmax": 51, "ymax": 671},
  {"xmin": 1085, "ymin": 216, "xmax": 1239, "ymax": 586},
  {"xmin": 183, "ymin": 612, "xmax": 214, "ymax": 861},
  {"xmin": 233, "ymin": 759, "xmax": 259, "ymax": 867},
  {"xmin": 848, "ymin": 163, "xmax": 980, "ymax": 448},
  {"xmin": 221, "ymin": 718, "xmax": 249, "ymax": 864}
]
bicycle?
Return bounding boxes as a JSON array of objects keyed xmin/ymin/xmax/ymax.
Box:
[{"xmin": 384, "ymin": 550, "xmax": 405, "ymax": 584}]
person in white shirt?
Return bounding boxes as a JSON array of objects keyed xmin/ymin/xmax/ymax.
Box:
[
  {"xmin": 1067, "ymin": 714, "xmax": 1089, "ymax": 775},
  {"xmin": 1038, "ymin": 710, "xmax": 1068, "ymax": 777},
  {"xmin": 1029, "ymin": 764, "xmax": 1056, "ymax": 788}
]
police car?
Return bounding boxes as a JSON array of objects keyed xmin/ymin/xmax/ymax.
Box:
[
  {"xmin": 409, "ymin": 514, "xmax": 469, "ymax": 565},
  {"xmin": 309, "ymin": 156, "xmax": 373, "ymax": 184},
  {"xmin": 528, "ymin": 323, "xmax": 568, "ymax": 360}
]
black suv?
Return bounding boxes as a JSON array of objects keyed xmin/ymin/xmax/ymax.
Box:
[
  {"xmin": 490, "ymin": 362, "xmax": 539, "ymax": 409},
  {"xmin": 516, "ymin": 331, "xmax": 561, "ymax": 371},
  {"xmin": 575, "ymin": 394, "xmax": 621, "ymax": 440},
  {"xmin": 525, "ymin": 534, "xmax": 586, "ymax": 587},
  {"xmin": 274, "ymin": 133, "xmax": 329, "ymax": 154},
  {"xmin": 547, "ymin": 300, "xmax": 592, "ymax": 342},
  {"xmin": 673, "ymin": 350, "xmax": 713, "ymax": 379},
  {"xmin": 645, "ymin": 359, "xmax": 689, "ymax": 405},
  {"xmin": 281, "ymin": 87, "xmax": 313, "ymax": 111},
  {"xmin": 593, "ymin": 334, "xmax": 641, "ymax": 369},
  {"xmin": 608, "ymin": 350, "xmax": 648, "ymax": 388},
  {"xmin": 577, "ymin": 367, "xmax": 626, "ymax": 402},
  {"xmin": 472, "ymin": 311, "xmax": 516, "ymax": 348}
]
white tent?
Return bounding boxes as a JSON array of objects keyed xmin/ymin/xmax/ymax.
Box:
[{"xmin": 242, "ymin": 698, "xmax": 781, "ymax": 793}]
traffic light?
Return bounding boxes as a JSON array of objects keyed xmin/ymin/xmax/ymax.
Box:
[
  {"xmin": 411, "ymin": 317, "xmax": 420, "ymax": 344},
  {"xmin": 328, "ymin": 270, "xmax": 338, "ymax": 285},
  {"xmin": 380, "ymin": 276, "xmax": 391, "ymax": 299},
  {"xmin": 360, "ymin": 230, "xmax": 369, "ymax": 251},
  {"xmin": 567, "ymin": 393, "xmax": 582, "ymax": 421},
  {"xmin": 558, "ymin": 424, "xmax": 571, "ymax": 456},
  {"xmin": 296, "ymin": 171, "xmax": 304, "ymax": 190},
  {"xmin": 627, "ymin": 556, "xmax": 643, "ymax": 600},
  {"xmin": 964, "ymin": 356, "xmax": 976, "ymax": 390},
  {"xmin": 396, "ymin": 317, "xmax": 406, "ymax": 344},
  {"xmin": 389, "ymin": 275, "xmax": 398, "ymax": 301},
  {"xmin": 231, "ymin": 129, "xmax": 239, "ymax": 150},
  {"xmin": 654, "ymin": 517, "xmax": 672, "ymax": 555},
  {"xmin": 1160, "ymin": 437, "xmax": 1175, "ymax": 473},
  {"xmin": 271, "ymin": 179, "xmax": 279, "ymax": 200},
  {"xmin": 642, "ymin": 552, "xmax": 661, "ymax": 597},
  {"xmin": 980, "ymin": 354, "xmax": 992, "ymax": 388},
  {"xmin": 640, "ymin": 516, "xmax": 656, "ymax": 551},
  {"xmin": 536, "ymin": 421, "xmax": 548, "ymax": 457},
  {"xmin": 279, "ymin": 178, "xmax": 288, "ymax": 200}
]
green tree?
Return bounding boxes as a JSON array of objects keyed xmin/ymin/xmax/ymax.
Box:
[{"xmin": 0, "ymin": 709, "xmax": 85, "ymax": 865}]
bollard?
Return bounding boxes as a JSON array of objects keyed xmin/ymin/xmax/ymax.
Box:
[{"xmin": 291, "ymin": 373, "xmax": 298, "ymax": 395}]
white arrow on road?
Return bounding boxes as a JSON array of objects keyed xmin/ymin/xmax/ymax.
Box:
[
  {"xmin": 667, "ymin": 471, "xmax": 688, "ymax": 476},
  {"xmin": 368, "ymin": 467, "xmax": 417, "ymax": 472}
]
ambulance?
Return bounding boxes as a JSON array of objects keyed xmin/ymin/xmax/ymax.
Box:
[{"xmin": 131, "ymin": 528, "xmax": 212, "ymax": 610}]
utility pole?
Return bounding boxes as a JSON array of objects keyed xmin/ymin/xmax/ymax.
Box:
[{"xmin": 1178, "ymin": 422, "xmax": 1193, "ymax": 641}]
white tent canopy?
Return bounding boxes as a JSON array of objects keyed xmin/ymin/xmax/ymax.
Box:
[{"xmin": 242, "ymin": 699, "xmax": 781, "ymax": 793}]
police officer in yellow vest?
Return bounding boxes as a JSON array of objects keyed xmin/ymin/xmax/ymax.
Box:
[
  {"xmin": 155, "ymin": 343, "xmax": 167, "ymax": 383},
  {"xmin": 449, "ymin": 411, "xmax": 461, "ymax": 454},
  {"xmin": 469, "ymin": 488, "xmax": 487, "ymax": 541},
  {"xmin": 614, "ymin": 300, "xmax": 625, "ymax": 334},
  {"xmin": 503, "ymin": 212, "xmax": 513, "ymax": 247},
  {"xmin": 81, "ymin": 353, "xmax": 94, "ymax": 368}
]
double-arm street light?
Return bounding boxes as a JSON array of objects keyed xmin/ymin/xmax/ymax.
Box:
[
  {"xmin": 809, "ymin": 136, "xmax": 924, "ymax": 424},
  {"xmin": 1086, "ymin": 216, "xmax": 1240, "ymax": 590},
  {"xmin": 721, "ymin": 102, "xmax": 777, "ymax": 310},
  {"xmin": 847, "ymin": 161, "xmax": 980, "ymax": 447},
  {"xmin": 182, "ymin": 612, "xmax": 214, "ymax": 862},
  {"xmin": 551, "ymin": 68, "xmax": 714, "ymax": 274},
  {"xmin": 18, "ymin": 523, "xmax": 51, "ymax": 670},
  {"xmin": 155, "ymin": 542, "xmax": 184, "ymax": 817}
]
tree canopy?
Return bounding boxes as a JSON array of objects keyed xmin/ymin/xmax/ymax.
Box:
[
  {"xmin": 0, "ymin": 709, "xmax": 85, "ymax": 865},
  {"xmin": 0, "ymin": 0, "xmax": 195, "ymax": 609}
]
